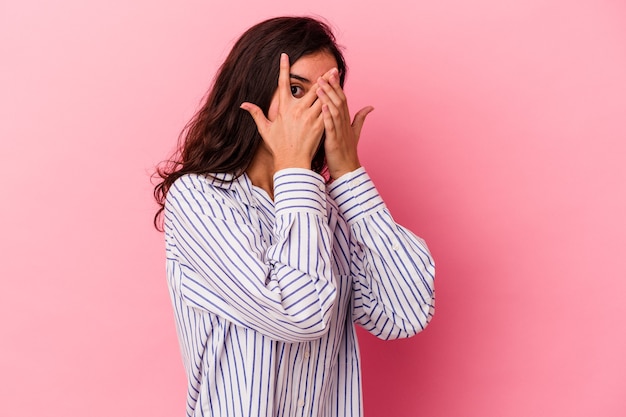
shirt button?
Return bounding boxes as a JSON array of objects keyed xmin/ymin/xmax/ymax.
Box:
[
  {"xmin": 304, "ymin": 350, "xmax": 310, "ymax": 359},
  {"xmin": 297, "ymin": 399, "xmax": 305, "ymax": 407},
  {"xmin": 392, "ymin": 241, "xmax": 400, "ymax": 251},
  {"xmin": 350, "ymin": 180, "xmax": 359, "ymax": 188}
]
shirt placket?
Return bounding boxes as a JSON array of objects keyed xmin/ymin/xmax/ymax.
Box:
[{"xmin": 294, "ymin": 340, "xmax": 318, "ymax": 417}]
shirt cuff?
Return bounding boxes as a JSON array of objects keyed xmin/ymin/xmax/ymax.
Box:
[
  {"xmin": 328, "ymin": 167, "xmax": 386, "ymax": 224},
  {"xmin": 273, "ymin": 168, "xmax": 326, "ymax": 216}
]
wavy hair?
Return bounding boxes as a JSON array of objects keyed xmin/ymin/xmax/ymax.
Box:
[{"xmin": 153, "ymin": 16, "xmax": 347, "ymax": 230}]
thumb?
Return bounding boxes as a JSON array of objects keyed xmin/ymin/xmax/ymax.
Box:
[
  {"xmin": 351, "ymin": 106, "xmax": 374, "ymax": 142},
  {"xmin": 240, "ymin": 102, "xmax": 270, "ymax": 135}
]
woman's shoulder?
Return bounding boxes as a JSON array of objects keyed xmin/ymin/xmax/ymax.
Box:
[
  {"xmin": 167, "ymin": 172, "xmax": 249, "ymax": 212},
  {"xmin": 170, "ymin": 172, "xmax": 237, "ymax": 195},
  {"xmin": 165, "ymin": 173, "xmax": 252, "ymax": 226}
]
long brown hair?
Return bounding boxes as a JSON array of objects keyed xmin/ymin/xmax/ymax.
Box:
[{"xmin": 153, "ymin": 16, "xmax": 347, "ymax": 230}]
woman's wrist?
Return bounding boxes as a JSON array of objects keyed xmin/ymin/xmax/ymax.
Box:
[
  {"xmin": 328, "ymin": 161, "xmax": 361, "ymax": 180},
  {"xmin": 274, "ymin": 159, "xmax": 312, "ymax": 172}
]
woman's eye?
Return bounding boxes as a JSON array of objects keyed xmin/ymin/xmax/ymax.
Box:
[{"xmin": 290, "ymin": 85, "xmax": 305, "ymax": 98}]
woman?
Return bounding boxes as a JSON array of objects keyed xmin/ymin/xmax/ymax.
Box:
[{"xmin": 154, "ymin": 16, "xmax": 435, "ymax": 417}]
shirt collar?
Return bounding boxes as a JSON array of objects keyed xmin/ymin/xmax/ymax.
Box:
[{"xmin": 206, "ymin": 172, "xmax": 256, "ymax": 207}]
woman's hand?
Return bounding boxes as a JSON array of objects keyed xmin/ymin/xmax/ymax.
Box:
[
  {"xmin": 316, "ymin": 70, "xmax": 374, "ymax": 180},
  {"xmin": 240, "ymin": 53, "xmax": 326, "ymax": 171}
]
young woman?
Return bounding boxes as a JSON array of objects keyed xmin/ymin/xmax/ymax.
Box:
[{"xmin": 154, "ymin": 16, "xmax": 435, "ymax": 417}]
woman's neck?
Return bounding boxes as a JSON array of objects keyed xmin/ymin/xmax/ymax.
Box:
[{"xmin": 245, "ymin": 146, "xmax": 276, "ymax": 200}]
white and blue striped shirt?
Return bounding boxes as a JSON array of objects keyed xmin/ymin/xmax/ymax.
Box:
[{"xmin": 164, "ymin": 167, "xmax": 435, "ymax": 417}]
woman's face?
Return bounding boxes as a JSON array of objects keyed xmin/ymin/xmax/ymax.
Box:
[{"xmin": 266, "ymin": 51, "xmax": 338, "ymax": 121}]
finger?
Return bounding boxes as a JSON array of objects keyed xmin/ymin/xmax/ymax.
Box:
[
  {"xmin": 240, "ymin": 102, "xmax": 271, "ymax": 135},
  {"xmin": 308, "ymin": 93, "xmax": 323, "ymax": 115},
  {"xmin": 317, "ymin": 87, "xmax": 339, "ymax": 118},
  {"xmin": 299, "ymin": 66, "xmax": 339, "ymax": 109},
  {"xmin": 321, "ymin": 67, "xmax": 340, "ymax": 82},
  {"xmin": 298, "ymin": 81, "xmax": 322, "ymax": 109},
  {"xmin": 277, "ymin": 53, "xmax": 291, "ymax": 103},
  {"xmin": 327, "ymin": 70, "xmax": 347, "ymax": 104},
  {"xmin": 312, "ymin": 108, "xmax": 326, "ymax": 143},
  {"xmin": 317, "ymin": 76, "xmax": 345, "ymax": 109},
  {"xmin": 316, "ymin": 87, "xmax": 344, "ymax": 131},
  {"xmin": 321, "ymin": 104, "xmax": 336, "ymax": 139},
  {"xmin": 302, "ymin": 96, "xmax": 324, "ymax": 137},
  {"xmin": 351, "ymin": 106, "xmax": 374, "ymax": 141}
]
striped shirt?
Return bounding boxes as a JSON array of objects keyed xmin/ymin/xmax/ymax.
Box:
[{"xmin": 164, "ymin": 167, "xmax": 435, "ymax": 417}]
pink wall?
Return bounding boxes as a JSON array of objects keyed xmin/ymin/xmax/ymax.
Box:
[{"xmin": 1, "ymin": 1, "xmax": 625, "ymax": 416}]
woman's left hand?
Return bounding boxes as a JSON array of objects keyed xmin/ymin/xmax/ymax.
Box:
[{"xmin": 316, "ymin": 70, "xmax": 374, "ymax": 180}]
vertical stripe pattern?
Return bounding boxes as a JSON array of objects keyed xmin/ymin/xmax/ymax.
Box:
[{"xmin": 164, "ymin": 167, "xmax": 435, "ymax": 417}]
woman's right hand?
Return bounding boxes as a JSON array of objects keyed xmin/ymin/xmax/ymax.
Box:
[{"xmin": 240, "ymin": 53, "xmax": 325, "ymax": 171}]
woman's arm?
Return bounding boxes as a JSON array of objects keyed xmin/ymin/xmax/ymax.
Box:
[
  {"xmin": 316, "ymin": 64, "xmax": 434, "ymax": 340},
  {"xmin": 329, "ymin": 168, "xmax": 435, "ymax": 340},
  {"xmin": 165, "ymin": 170, "xmax": 337, "ymax": 342}
]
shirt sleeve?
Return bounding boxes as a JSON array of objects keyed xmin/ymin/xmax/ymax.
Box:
[
  {"xmin": 328, "ymin": 168, "xmax": 436, "ymax": 340},
  {"xmin": 165, "ymin": 170, "xmax": 336, "ymax": 342}
]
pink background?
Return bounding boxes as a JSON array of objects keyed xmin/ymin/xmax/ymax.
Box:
[{"xmin": 1, "ymin": 1, "xmax": 625, "ymax": 416}]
